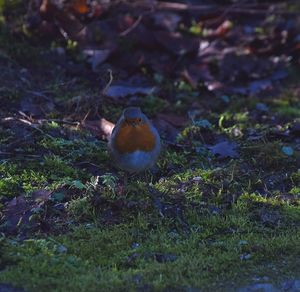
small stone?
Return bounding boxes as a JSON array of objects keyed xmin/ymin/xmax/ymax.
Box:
[
  {"xmin": 282, "ymin": 146, "xmax": 294, "ymax": 156},
  {"xmin": 240, "ymin": 253, "xmax": 252, "ymax": 260},
  {"xmin": 57, "ymin": 244, "xmax": 67, "ymax": 253},
  {"xmin": 131, "ymin": 242, "xmax": 140, "ymax": 249},
  {"xmin": 192, "ymin": 176, "xmax": 202, "ymax": 183}
]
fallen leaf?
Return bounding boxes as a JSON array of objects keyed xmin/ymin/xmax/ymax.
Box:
[
  {"xmin": 38, "ymin": 0, "xmax": 85, "ymax": 39},
  {"xmin": 105, "ymin": 85, "xmax": 156, "ymax": 99},
  {"xmin": 81, "ymin": 118, "xmax": 115, "ymax": 140},
  {"xmin": 151, "ymin": 11, "xmax": 181, "ymax": 32},
  {"xmin": 257, "ymin": 208, "xmax": 280, "ymax": 227},
  {"xmin": 204, "ymin": 20, "xmax": 233, "ymax": 38},
  {"xmin": 32, "ymin": 190, "xmax": 52, "ymax": 203},
  {"xmin": 157, "ymin": 113, "xmax": 187, "ymax": 127},
  {"xmin": 3, "ymin": 196, "xmax": 31, "ymax": 234},
  {"xmin": 82, "ymin": 48, "xmax": 112, "ymax": 71},
  {"xmin": 208, "ymin": 141, "xmax": 239, "ymax": 158},
  {"xmin": 155, "ymin": 31, "xmax": 199, "ymax": 56},
  {"xmin": 184, "ymin": 63, "xmax": 214, "ymax": 85},
  {"xmin": 20, "ymin": 95, "xmax": 55, "ymax": 117},
  {"xmin": 69, "ymin": 0, "xmax": 89, "ymax": 15}
]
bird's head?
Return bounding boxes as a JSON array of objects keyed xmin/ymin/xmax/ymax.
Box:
[{"xmin": 123, "ymin": 107, "xmax": 146, "ymax": 127}]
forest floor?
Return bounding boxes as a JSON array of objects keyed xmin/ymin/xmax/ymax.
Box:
[{"xmin": 0, "ymin": 1, "xmax": 300, "ymax": 291}]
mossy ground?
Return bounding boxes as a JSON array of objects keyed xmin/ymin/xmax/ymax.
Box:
[{"xmin": 1, "ymin": 2, "xmax": 300, "ymax": 291}]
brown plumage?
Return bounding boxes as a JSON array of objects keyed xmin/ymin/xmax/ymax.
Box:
[{"xmin": 114, "ymin": 119, "xmax": 156, "ymax": 154}]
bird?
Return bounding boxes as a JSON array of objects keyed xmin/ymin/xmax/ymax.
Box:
[{"xmin": 108, "ymin": 107, "xmax": 161, "ymax": 174}]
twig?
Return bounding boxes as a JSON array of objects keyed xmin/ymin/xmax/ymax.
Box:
[
  {"xmin": 119, "ymin": 15, "xmax": 143, "ymax": 36},
  {"xmin": 162, "ymin": 140, "xmax": 188, "ymax": 148},
  {"xmin": 74, "ymin": 161, "xmax": 102, "ymax": 168},
  {"xmin": 20, "ymin": 119, "xmax": 55, "ymax": 140},
  {"xmin": 19, "ymin": 110, "xmax": 34, "ymax": 122},
  {"xmin": 0, "ymin": 151, "xmax": 41, "ymax": 158},
  {"xmin": 81, "ymin": 109, "xmax": 91, "ymax": 125},
  {"xmin": 25, "ymin": 90, "xmax": 53, "ymax": 101},
  {"xmin": 101, "ymin": 69, "xmax": 114, "ymax": 96},
  {"xmin": 2, "ymin": 114, "xmax": 56, "ymax": 140},
  {"xmin": 38, "ymin": 119, "xmax": 80, "ymax": 126},
  {"xmin": 1, "ymin": 117, "xmax": 15, "ymax": 123}
]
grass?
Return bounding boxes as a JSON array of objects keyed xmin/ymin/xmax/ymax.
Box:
[
  {"xmin": 1, "ymin": 2, "xmax": 300, "ymax": 291},
  {"xmin": 1, "ymin": 87, "xmax": 300, "ymax": 290},
  {"xmin": 1, "ymin": 205, "xmax": 300, "ymax": 291},
  {"xmin": 1, "ymin": 127, "xmax": 300, "ymax": 290}
]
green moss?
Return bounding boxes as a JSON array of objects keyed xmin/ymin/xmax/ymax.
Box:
[
  {"xmin": 242, "ymin": 141, "xmax": 296, "ymax": 170},
  {"xmin": 39, "ymin": 137, "xmax": 108, "ymax": 163},
  {"xmin": 155, "ymin": 168, "xmax": 215, "ymax": 203},
  {"xmin": 271, "ymin": 92, "xmax": 300, "ymax": 118},
  {"xmin": 291, "ymin": 171, "xmax": 300, "ymax": 185},
  {"xmin": 0, "ymin": 150, "xmax": 90, "ymax": 197},
  {"xmin": 0, "ymin": 162, "xmax": 50, "ymax": 197},
  {"xmin": 67, "ymin": 197, "xmax": 95, "ymax": 221},
  {"xmin": 141, "ymin": 95, "xmax": 168, "ymax": 116},
  {"xmin": 275, "ymin": 106, "xmax": 300, "ymax": 118},
  {"xmin": 1, "ymin": 212, "xmax": 300, "ymax": 291},
  {"xmin": 289, "ymin": 186, "xmax": 300, "ymax": 195},
  {"xmin": 43, "ymin": 155, "xmax": 79, "ymax": 179},
  {"xmin": 158, "ymin": 150, "xmax": 189, "ymax": 170},
  {"xmin": 236, "ymin": 193, "xmax": 300, "ymax": 227}
]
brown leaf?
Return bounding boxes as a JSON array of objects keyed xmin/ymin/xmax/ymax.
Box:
[
  {"xmin": 204, "ymin": 20, "xmax": 233, "ymax": 38},
  {"xmin": 32, "ymin": 190, "xmax": 52, "ymax": 203},
  {"xmin": 20, "ymin": 94, "xmax": 55, "ymax": 117},
  {"xmin": 157, "ymin": 113, "xmax": 188, "ymax": 127},
  {"xmin": 3, "ymin": 196, "xmax": 32, "ymax": 234},
  {"xmin": 39, "ymin": 0, "xmax": 85, "ymax": 39},
  {"xmin": 69, "ymin": 0, "xmax": 89, "ymax": 15},
  {"xmin": 105, "ymin": 85, "xmax": 156, "ymax": 99},
  {"xmin": 151, "ymin": 11, "xmax": 181, "ymax": 32},
  {"xmin": 208, "ymin": 141, "xmax": 239, "ymax": 158},
  {"xmin": 155, "ymin": 31, "xmax": 199, "ymax": 56},
  {"xmin": 82, "ymin": 48, "xmax": 112, "ymax": 71},
  {"xmin": 81, "ymin": 118, "xmax": 115, "ymax": 140}
]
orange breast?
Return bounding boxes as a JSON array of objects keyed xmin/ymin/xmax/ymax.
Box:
[{"xmin": 114, "ymin": 122, "xmax": 156, "ymax": 154}]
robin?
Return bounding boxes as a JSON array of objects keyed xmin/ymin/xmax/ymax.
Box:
[{"xmin": 108, "ymin": 107, "xmax": 161, "ymax": 173}]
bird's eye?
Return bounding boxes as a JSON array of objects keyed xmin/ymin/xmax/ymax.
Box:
[{"xmin": 138, "ymin": 118, "xmax": 142, "ymax": 122}]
